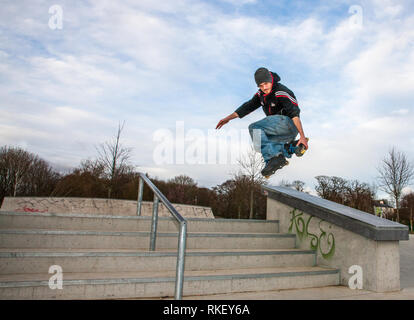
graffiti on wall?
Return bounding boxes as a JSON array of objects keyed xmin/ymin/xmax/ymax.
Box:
[
  {"xmin": 16, "ymin": 206, "xmax": 48, "ymax": 213},
  {"xmin": 288, "ymin": 209, "xmax": 335, "ymax": 260}
]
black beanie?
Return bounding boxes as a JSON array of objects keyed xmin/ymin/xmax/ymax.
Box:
[{"xmin": 254, "ymin": 67, "xmax": 272, "ymax": 86}]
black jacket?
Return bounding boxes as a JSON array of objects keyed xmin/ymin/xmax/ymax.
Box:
[{"xmin": 234, "ymin": 72, "xmax": 300, "ymax": 119}]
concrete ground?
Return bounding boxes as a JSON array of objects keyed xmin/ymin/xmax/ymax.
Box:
[
  {"xmin": 153, "ymin": 234, "xmax": 414, "ymax": 300},
  {"xmin": 180, "ymin": 286, "xmax": 414, "ymax": 300}
]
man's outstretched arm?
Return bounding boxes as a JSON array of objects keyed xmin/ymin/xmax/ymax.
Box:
[
  {"xmin": 292, "ymin": 116, "xmax": 308, "ymax": 149},
  {"xmin": 215, "ymin": 112, "xmax": 239, "ymax": 129},
  {"xmin": 216, "ymin": 94, "xmax": 261, "ymax": 129}
]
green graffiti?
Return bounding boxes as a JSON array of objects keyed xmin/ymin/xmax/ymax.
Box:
[
  {"xmin": 318, "ymin": 220, "xmax": 335, "ymax": 259},
  {"xmin": 289, "ymin": 209, "xmax": 336, "ymax": 260},
  {"xmin": 288, "ymin": 209, "xmax": 305, "ymax": 240}
]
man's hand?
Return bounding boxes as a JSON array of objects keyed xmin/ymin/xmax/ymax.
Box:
[
  {"xmin": 296, "ymin": 136, "xmax": 309, "ymax": 149},
  {"xmin": 216, "ymin": 112, "xmax": 239, "ymax": 129},
  {"xmin": 216, "ymin": 118, "xmax": 229, "ymax": 129},
  {"xmin": 291, "ymin": 117, "xmax": 308, "ymax": 150}
]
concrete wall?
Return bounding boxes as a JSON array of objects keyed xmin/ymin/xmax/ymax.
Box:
[
  {"xmin": 267, "ymin": 198, "xmax": 400, "ymax": 292},
  {"xmin": 0, "ymin": 197, "xmax": 214, "ymax": 219}
]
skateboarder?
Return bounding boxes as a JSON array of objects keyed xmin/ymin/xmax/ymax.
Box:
[{"xmin": 215, "ymin": 67, "xmax": 308, "ymax": 177}]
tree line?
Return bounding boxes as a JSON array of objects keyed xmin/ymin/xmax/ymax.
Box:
[
  {"xmin": 1, "ymin": 142, "xmax": 413, "ymax": 228},
  {"xmin": 0, "ymin": 144, "xmax": 267, "ymax": 219}
]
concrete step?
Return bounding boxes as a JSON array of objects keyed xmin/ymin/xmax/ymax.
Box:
[
  {"xmin": 0, "ymin": 266, "xmax": 340, "ymax": 299},
  {"xmin": 0, "ymin": 229, "xmax": 296, "ymax": 250},
  {"xmin": 0, "ymin": 212, "xmax": 279, "ymax": 233},
  {"xmin": 0, "ymin": 248, "xmax": 316, "ymax": 274}
]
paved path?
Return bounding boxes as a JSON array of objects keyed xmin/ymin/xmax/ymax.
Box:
[
  {"xmin": 400, "ymin": 234, "xmax": 414, "ymax": 288},
  {"xmin": 179, "ymin": 286, "xmax": 414, "ymax": 300}
]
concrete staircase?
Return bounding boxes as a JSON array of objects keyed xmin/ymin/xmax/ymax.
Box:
[{"xmin": 0, "ymin": 211, "xmax": 340, "ymax": 299}]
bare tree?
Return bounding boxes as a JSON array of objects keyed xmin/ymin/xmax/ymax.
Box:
[
  {"xmin": 345, "ymin": 179, "xmax": 375, "ymax": 213},
  {"xmin": 315, "ymin": 175, "xmax": 347, "ymax": 204},
  {"xmin": 235, "ymin": 145, "xmax": 267, "ymax": 219},
  {"xmin": 96, "ymin": 121, "xmax": 134, "ymax": 198},
  {"xmin": 314, "ymin": 175, "xmax": 330, "ymax": 199},
  {"xmin": 166, "ymin": 175, "xmax": 198, "ymax": 205},
  {"xmin": 0, "ymin": 146, "xmax": 59, "ymax": 203},
  {"xmin": 169, "ymin": 175, "xmax": 197, "ymax": 187},
  {"xmin": 377, "ymin": 147, "xmax": 414, "ymax": 222},
  {"xmin": 279, "ymin": 179, "xmax": 292, "ymax": 188},
  {"xmin": 292, "ymin": 180, "xmax": 305, "ymax": 192},
  {"xmin": 0, "ymin": 146, "xmax": 33, "ymax": 197},
  {"xmin": 401, "ymin": 192, "xmax": 414, "ymax": 232},
  {"xmin": 278, "ymin": 179, "xmax": 305, "ymax": 192},
  {"xmin": 315, "ymin": 175, "xmax": 375, "ymax": 213}
]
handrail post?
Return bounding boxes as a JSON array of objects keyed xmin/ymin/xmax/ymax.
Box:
[
  {"xmin": 174, "ymin": 221, "xmax": 187, "ymax": 300},
  {"xmin": 137, "ymin": 176, "xmax": 144, "ymax": 216},
  {"xmin": 149, "ymin": 193, "xmax": 159, "ymax": 251},
  {"xmin": 137, "ymin": 172, "xmax": 187, "ymax": 299}
]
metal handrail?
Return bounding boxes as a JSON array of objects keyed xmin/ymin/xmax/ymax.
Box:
[{"xmin": 136, "ymin": 172, "xmax": 187, "ymax": 300}]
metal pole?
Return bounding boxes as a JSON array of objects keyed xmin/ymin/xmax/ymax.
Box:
[
  {"xmin": 174, "ymin": 221, "xmax": 187, "ymax": 300},
  {"xmin": 137, "ymin": 176, "xmax": 144, "ymax": 216},
  {"xmin": 149, "ymin": 194, "xmax": 159, "ymax": 251}
]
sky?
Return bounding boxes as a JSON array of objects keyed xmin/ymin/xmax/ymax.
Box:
[{"xmin": 1, "ymin": 0, "xmax": 414, "ymax": 199}]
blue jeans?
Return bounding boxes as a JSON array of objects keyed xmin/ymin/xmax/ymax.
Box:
[{"xmin": 248, "ymin": 115, "xmax": 299, "ymax": 163}]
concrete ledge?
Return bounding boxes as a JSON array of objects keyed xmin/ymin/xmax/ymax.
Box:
[
  {"xmin": 0, "ymin": 269, "xmax": 339, "ymax": 298},
  {"xmin": 0, "ymin": 229, "xmax": 294, "ymax": 238},
  {"xmin": 0, "ymin": 267, "xmax": 340, "ymax": 287},
  {"xmin": 263, "ymin": 185, "xmax": 408, "ymax": 293},
  {"xmin": 0, "ymin": 229, "xmax": 296, "ymax": 250},
  {"xmin": 0, "ymin": 211, "xmax": 278, "ymax": 223},
  {"xmin": 263, "ymin": 185, "xmax": 409, "ymax": 241},
  {"xmin": 0, "ymin": 249, "xmax": 318, "ymax": 274},
  {"xmin": 0, "ymin": 267, "xmax": 340, "ymax": 299},
  {"xmin": 0, "ymin": 197, "xmax": 214, "ymax": 218},
  {"xmin": 0, "ymin": 249, "xmax": 315, "ymax": 258},
  {"xmin": 0, "ymin": 212, "xmax": 279, "ymax": 234}
]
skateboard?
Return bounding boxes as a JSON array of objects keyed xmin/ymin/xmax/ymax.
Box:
[{"xmin": 263, "ymin": 137, "xmax": 309, "ymax": 179}]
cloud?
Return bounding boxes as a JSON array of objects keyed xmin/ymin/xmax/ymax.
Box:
[
  {"xmin": 220, "ymin": 0, "xmax": 257, "ymax": 5},
  {"xmin": 1, "ymin": 0, "xmax": 414, "ymax": 194},
  {"xmin": 372, "ymin": 0, "xmax": 404, "ymax": 19},
  {"xmin": 391, "ymin": 109, "xmax": 410, "ymax": 115}
]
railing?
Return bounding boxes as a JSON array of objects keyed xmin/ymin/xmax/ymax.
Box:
[{"xmin": 136, "ymin": 172, "xmax": 187, "ymax": 300}]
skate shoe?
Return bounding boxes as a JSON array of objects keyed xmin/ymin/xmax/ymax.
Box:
[{"xmin": 261, "ymin": 154, "xmax": 289, "ymax": 178}]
